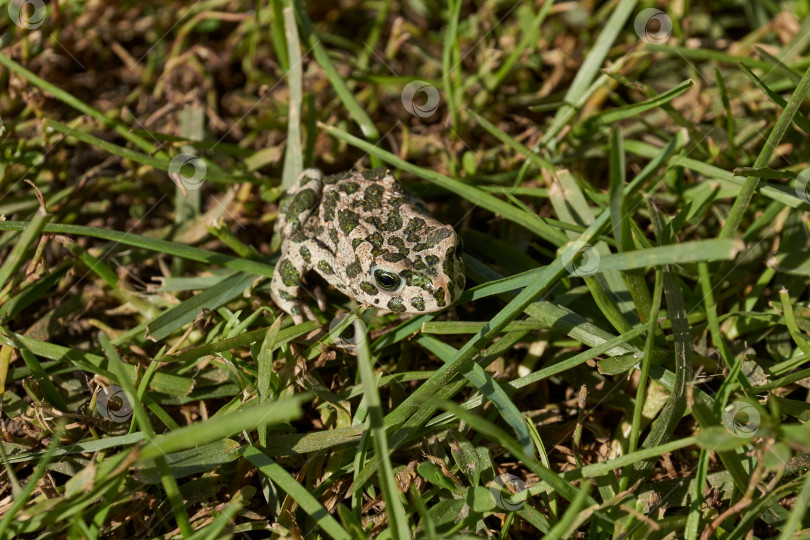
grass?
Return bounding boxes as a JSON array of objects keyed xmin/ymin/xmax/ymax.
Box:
[{"xmin": 1, "ymin": 0, "xmax": 810, "ymax": 538}]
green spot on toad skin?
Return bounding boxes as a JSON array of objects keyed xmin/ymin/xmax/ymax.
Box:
[
  {"xmin": 404, "ymin": 218, "xmax": 427, "ymax": 242},
  {"xmin": 410, "ymin": 296, "xmax": 425, "ymax": 311},
  {"xmin": 352, "ymin": 237, "xmax": 365, "ymax": 251},
  {"xmin": 278, "ymin": 290, "xmax": 296, "ymax": 301},
  {"xmin": 387, "ymin": 297, "xmax": 406, "ymax": 312},
  {"xmin": 317, "ymin": 260, "xmax": 335, "ymax": 275},
  {"xmin": 329, "ymin": 228, "xmax": 339, "ymax": 246},
  {"xmin": 306, "ymin": 225, "xmax": 323, "ymax": 239},
  {"xmin": 366, "ymin": 210, "xmax": 403, "ymax": 232},
  {"xmin": 443, "ymin": 247, "xmax": 457, "ymax": 287},
  {"xmin": 414, "ymin": 227, "xmax": 452, "ymax": 252},
  {"xmin": 323, "ymin": 171, "xmax": 353, "ymax": 184},
  {"xmin": 368, "ymin": 232, "xmax": 382, "ymax": 246},
  {"xmin": 367, "ymin": 197, "xmax": 407, "ymax": 232},
  {"xmin": 425, "ymin": 254, "xmax": 440, "ymax": 266},
  {"xmin": 278, "ymin": 259, "xmax": 300, "ymax": 287},
  {"xmin": 339, "ymin": 182, "xmax": 360, "ymax": 194},
  {"xmin": 360, "ymin": 281, "xmax": 379, "ymax": 295},
  {"xmin": 368, "ymin": 232, "xmax": 385, "ymax": 256},
  {"xmin": 362, "ymin": 184, "xmax": 385, "ymax": 211},
  {"xmin": 338, "ymin": 209, "xmax": 360, "ymax": 234},
  {"xmin": 362, "ymin": 167, "xmax": 389, "ymax": 182},
  {"xmin": 382, "ymin": 252, "xmax": 405, "ymax": 263},
  {"xmin": 346, "ymin": 258, "xmax": 363, "ymax": 278},
  {"xmin": 299, "ymin": 246, "xmax": 311, "ymax": 263},
  {"xmin": 432, "ymin": 288, "xmax": 446, "ymax": 307},
  {"xmin": 387, "ymin": 237, "xmax": 410, "ymax": 256},
  {"xmin": 286, "ymin": 189, "xmax": 316, "ymax": 223},
  {"xmin": 322, "ymin": 191, "xmax": 340, "ymax": 221},
  {"xmin": 400, "ymin": 270, "xmax": 432, "ymax": 290}
]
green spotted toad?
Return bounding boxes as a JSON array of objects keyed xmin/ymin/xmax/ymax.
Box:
[{"xmin": 270, "ymin": 168, "xmax": 466, "ymax": 323}]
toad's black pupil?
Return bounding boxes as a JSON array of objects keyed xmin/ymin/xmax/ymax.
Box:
[{"xmin": 375, "ymin": 270, "xmax": 400, "ymax": 290}]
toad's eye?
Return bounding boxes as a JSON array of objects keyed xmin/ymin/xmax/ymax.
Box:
[{"xmin": 372, "ymin": 268, "xmax": 403, "ymax": 292}]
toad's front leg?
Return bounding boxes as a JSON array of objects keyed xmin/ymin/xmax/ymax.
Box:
[
  {"xmin": 270, "ymin": 241, "xmax": 317, "ymax": 324},
  {"xmin": 271, "ymin": 237, "xmax": 342, "ymax": 323}
]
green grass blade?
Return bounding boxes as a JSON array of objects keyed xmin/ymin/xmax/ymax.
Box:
[
  {"xmin": 187, "ymin": 497, "xmax": 244, "ymax": 540},
  {"xmin": 44, "ymin": 119, "xmax": 249, "ymax": 184},
  {"xmin": 139, "ymin": 395, "xmax": 307, "ymax": 460},
  {"xmin": 292, "ymin": 0, "xmax": 381, "ymax": 167},
  {"xmin": 417, "ymin": 335, "xmax": 533, "ymax": 456},
  {"xmin": 145, "ymin": 272, "xmax": 258, "ymax": 342},
  {"xmin": 0, "ymin": 221, "xmax": 277, "ymax": 277},
  {"xmin": 0, "ymin": 53, "xmax": 159, "ymax": 155},
  {"xmin": 627, "ymin": 202, "xmax": 692, "ymax": 485},
  {"xmin": 163, "ymin": 321, "xmax": 318, "ymax": 364},
  {"xmin": 0, "ymin": 423, "xmax": 65, "ymax": 538},
  {"xmin": 585, "ymin": 79, "xmax": 694, "ymax": 128},
  {"xmin": 737, "ymin": 61, "xmax": 810, "ymax": 134},
  {"xmin": 776, "ymin": 471, "xmax": 810, "ymax": 540},
  {"xmin": 0, "ymin": 207, "xmax": 47, "ymax": 292},
  {"xmin": 256, "ymin": 316, "xmax": 283, "ymax": 447},
  {"xmin": 434, "ymin": 399, "xmax": 604, "ymax": 515},
  {"xmin": 100, "ymin": 332, "xmax": 193, "ymax": 537},
  {"xmin": 442, "ymin": 0, "xmax": 462, "ymax": 130},
  {"xmin": 721, "ymin": 63, "xmax": 810, "ymax": 238},
  {"xmin": 467, "ymin": 109, "xmax": 555, "ymax": 174},
  {"xmin": 19, "ymin": 348, "xmax": 68, "ymax": 411},
  {"xmin": 242, "ymin": 445, "xmax": 352, "ymax": 540},
  {"xmin": 779, "ymin": 288, "xmax": 810, "ymax": 359},
  {"xmin": 281, "ymin": 5, "xmax": 304, "ymax": 188},
  {"xmin": 0, "ymin": 330, "xmax": 193, "ymax": 396},
  {"xmin": 558, "ymin": 0, "xmax": 638, "ymax": 111},
  {"xmin": 594, "ymin": 238, "xmax": 743, "ymax": 270},
  {"xmin": 543, "ymin": 481, "xmax": 591, "ymax": 540},
  {"xmin": 319, "ymin": 122, "xmax": 573, "ymax": 239},
  {"xmin": 355, "ymin": 319, "xmax": 411, "ymax": 539}
]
